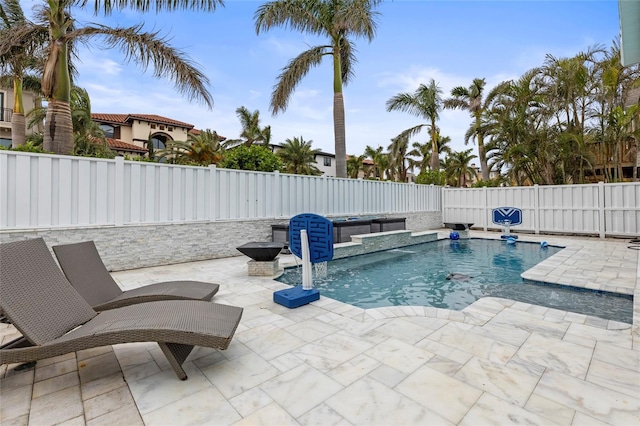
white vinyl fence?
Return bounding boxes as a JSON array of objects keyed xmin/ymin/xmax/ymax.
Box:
[
  {"xmin": 0, "ymin": 151, "xmax": 441, "ymax": 230},
  {"xmin": 442, "ymin": 183, "xmax": 640, "ymax": 238}
]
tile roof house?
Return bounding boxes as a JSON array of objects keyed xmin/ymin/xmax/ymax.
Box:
[{"xmin": 91, "ymin": 113, "xmax": 196, "ymax": 155}]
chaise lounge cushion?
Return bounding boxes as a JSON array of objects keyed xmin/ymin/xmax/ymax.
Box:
[{"xmin": 52, "ymin": 240, "xmax": 219, "ymax": 310}]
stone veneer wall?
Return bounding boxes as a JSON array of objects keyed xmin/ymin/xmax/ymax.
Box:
[
  {"xmin": 333, "ymin": 230, "xmax": 439, "ymax": 259},
  {"xmin": 0, "ymin": 211, "xmax": 442, "ymax": 271}
]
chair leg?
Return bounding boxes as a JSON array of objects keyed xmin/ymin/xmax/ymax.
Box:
[{"xmin": 158, "ymin": 342, "xmax": 194, "ymax": 380}]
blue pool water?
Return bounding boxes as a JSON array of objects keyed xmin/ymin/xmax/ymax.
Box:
[{"xmin": 277, "ymin": 239, "xmax": 633, "ymax": 323}]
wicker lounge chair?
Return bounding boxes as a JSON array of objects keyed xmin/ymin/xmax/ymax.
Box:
[
  {"xmin": 0, "ymin": 238, "xmax": 243, "ymax": 380},
  {"xmin": 52, "ymin": 240, "xmax": 219, "ymax": 311}
]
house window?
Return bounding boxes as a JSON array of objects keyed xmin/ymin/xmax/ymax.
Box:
[
  {"xmin": 151, "ymin": 134, "xmax": 169, "ymax": 149},
  {"xmin": 99, "ymin": 124, "xmax": 115, "ymax": 138},
  {"xmin": 168, "ymin": 126, "xmax": 174, "ymax": 131},
  {"xmin": 159, "ymin": 125, "xmax": 165, "ymax": 130},
  {"xmin": 323, "ymin": 157, "xmax": 332, "ymax": 167},
  {"xmin": 0, "ymin": 92, "xmax": 5, "ymax": 122},
  {"xmin": 150, "ymin": 124, "xmax": 156, "ymax": 129}
]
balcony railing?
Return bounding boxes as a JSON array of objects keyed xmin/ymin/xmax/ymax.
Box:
[{"xmin": 0, "ymin": 108, "xmax": 13, "ymax": 122}]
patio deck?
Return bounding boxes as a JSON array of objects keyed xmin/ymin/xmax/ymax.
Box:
[{"xmin": 1, "ymin": 230, "xmax": 639, "ymax": 425}]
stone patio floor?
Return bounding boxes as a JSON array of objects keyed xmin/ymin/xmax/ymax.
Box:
[{"xmin": 1, "ymin": 230, "xmax": 639, "ymax": 425}]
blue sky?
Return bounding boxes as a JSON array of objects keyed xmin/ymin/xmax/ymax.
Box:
[{"xmin": 27, "ymin": 0, "xmax": 622, "ymax": 161}]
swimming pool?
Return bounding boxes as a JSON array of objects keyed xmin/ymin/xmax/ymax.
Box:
[{"xmin": 277, "ymin": 238, "xmax": 633, "ymax": 323}]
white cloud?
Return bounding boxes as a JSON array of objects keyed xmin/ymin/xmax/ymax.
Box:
[
  {"xmin": 258, "ymin": 36, "xmax": 307, "ymax": 58},
  {"xmin": 376, "ymin": 66, "xmax": 466, "ymax": 94},
  {"xmin": 77, "ymin": 57, "xmax": 122, "ymax": 76}
]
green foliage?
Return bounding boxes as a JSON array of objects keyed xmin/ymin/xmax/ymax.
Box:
[
  {"xmin": 219, "ymin": 145, "xmax": 283, "ymax": 172},
  {"xmin": 277, "ymin": 136, "xmax": 321, "ymax": 175},
  {"xmin": 124, "ymin": 154, "xmax": 156, "ymax": 162},
  {"xmin": 471, "ymin": 178, "xmax": 502, "ymax": 188},
  {"xmin": 416, "ymin": 169, "xmax": 446, "ymax": 185},
  {"xmin": 26, "ymin": 132, "xmax": 43, "ymax": 146},
  {"xmin": 8, "ymin": 141, "xmax": 49, "ymax": 153},
  {"xmin": 73, "ymin": 139, "xmax": 116, "ymax": 159}
]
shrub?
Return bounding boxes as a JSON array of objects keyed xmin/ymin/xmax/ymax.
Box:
[
  {"xmin": 416, "ymin": 170, "xmax": 446, "ymax": 186},
  {"xmin": 219, "ymin": 145, "xmax": 283, "ymax": 172}
]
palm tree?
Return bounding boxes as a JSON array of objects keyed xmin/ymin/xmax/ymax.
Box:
[
  {"xmin": 25, "ymin": 85, "xmax": 114, "ymax": 156},
  {"xmin": 0, "ymin": 0, "xmax": 47, "ymax": 147},
  {"xmin": 364, "ymin": 145, "xmax": 388, "ymax": 180},
  {"xmin": 226, "ymin": 106, "xmax": 271, "ymax": 147},
  {"xmin": 255, "ymin": 0, "xmax": 381, "ymax": 178},
  {"xmin": 387, "ymin": 134, "xmax": 410, "ymax": 182},
  {"xmin": 347, "ymin": 154, "xmax": 365, "ymax": 178},
  {"xmin": 444, "ymin": 149, "xmax": 478, "ymax": 187},
  {"xmin": 591, "ymin": 43, "xmax": 640, "ymax": 182},
  {"xmin": 69, "ymin": 86, "xmax": 114, "ymax": 157},
  {"xmin": 605, "ymin": 105, "xmax": 639, "ymax": 181},
  {"xmin": 1, "ymin": 0, "xmax": 222, "ymax": 155},
  {"xmin": 483, "ymin": 70, "xmax": 554, "ymax": 185},
  {"xmin": 444, "ymin": 78, "xmax": 491, "ymax": 181},
  {"xmin": 157, "ymin": 129, "xmax": 226, "ymax": 166},
  {"xmin": 277, "ymin": 136, "xmax": 321, "ymax": 175},
  {"xmin": 407, "ymin": 133, "xmax": 452, "ymax": 174},
  {"xmin": 386, "ymin": 79, "xmax": 444, "ymax": 171}
]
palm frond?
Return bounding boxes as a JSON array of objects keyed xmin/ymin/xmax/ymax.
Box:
[
  {"xmin": 394, "ymin": 124, "xmax": 429, "ymax": 141},
  {"xmin": 339, "ymin": 37, "xmax": 357, "ymax": 85},
  {"xmin": 84, "ymin": 0, "xmax": 224, "ymax": 16},
  {"xmin": 255, "ymin": 0, "xmax": 324, "ymax": 36},
  {"xmin": 335, "ymin": 0, "xmax": 379, "ymax": 41},
  {"xmin": 0, "ymin": 0, "xmax": 25, "ymax": 28},
  {"xmin": 71, "ymin": 24, "xmax": 213, "ymax": 108},
  {"xmin": 270, "ymin": 45, "xmax": 327, "ymax": 114}
]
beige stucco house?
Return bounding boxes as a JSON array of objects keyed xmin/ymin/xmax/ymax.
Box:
[{"xmin": 91, "ymin": 113, "xmax": 199, "ymax": 155}]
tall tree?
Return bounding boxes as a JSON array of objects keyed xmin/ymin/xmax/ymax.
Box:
[
  {"xmin": 255, "ymin": 0, "xmax": 381, "ymax": 178},
  {"xmin": 0, "ymin": 0, "xmax": 222, "ymax": 155},
  {"xmin": 591, "ymin": 43, "xmax": 640, "ymax": 182},
  {"xmin": 0, "ymin": 0, "xmax": 47, "ymax": 147},
  {"xmin": 387, "ymin": 133, "xmax": 410, "ymax": 182},
  {"xmin": 157, "ymin": 129, "xmax": 226, "ymax": 166},
  {"xmin": 444, "ymin": 149, "xmax": 478, "ymax": 187},
  {"xmin": 346, "ymin": 154, "xmax": 365, "ymax": 178},
  {"xmin": 277, "ymin": 136, "xmax": 321, "ymax": 175},
  {"xmin": 408, "ymin": 133, "xmax": 451, "ymax": 174},
  {"xmin": 364, "ymin": 145, "xmax": 388, "ymax": 180},
  {"xmin": 226, "ymin": 106, "xmax": 271, "ymax": 147},
  {"xmin": 69, "ymin": 86, "xmax": 114, "ymax": 158},
  {"xmin": 386, "ymin": 79, "xmax": 444, "ymax": 171},
  {"xmin": 444, "ymin": 78, "xmax": 491, "ymax": 180}
]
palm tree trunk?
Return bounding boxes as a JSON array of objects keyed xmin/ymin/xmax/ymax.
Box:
[
  {"xmin": 44, "ymin": 100, "xmax": 73, "ymax": 154},
  {"xmin": 475, "ymin": 113, "xmax": 489, "ymax": 181},
  {"xmin": 42, "ymin": 6, "xmax": 73, "ymax": 154},
  {"xmin": 11, "ymin": 114, "xmax": 26, "ymax": 148},
  {"xmin": 477, "ymin": 135, "xmax": 489, "ymax": 181},
  {"xmin": 11, "ymin": 77, "xmax": 26, "ymax": 147},
  {"xmin": 430, "ymin": 126, "xmax": 439, "ymax": 171},
  {"xmin": 333, "ymin": 93, "xmax": 347, "ymax": 178}
]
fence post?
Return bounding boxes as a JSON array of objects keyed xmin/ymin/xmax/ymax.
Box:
[
  {"xmin": 534, "ymin": 184, "xmax": 540, "ymax": 234},
  {"xmin": 273, "ymin": 170, "xmax": 281, "ymax": 218},
  {"xmin": 483, "ymin": 186, "xmax": 488, "ymax": 231},
  {"xmin": 208, "ymin": 165, "xmax": 217, "ymax": 222},
  {"xmin": 114, "ymin": 156, "xmax": 124, "ymax": 226},
  {"xmin": 598, "ymin": 181, "xmax": 605, "ymax": 239},
  {"xmin": 322, "ymin": 175, "xmax": 328, "ymax": 215}
]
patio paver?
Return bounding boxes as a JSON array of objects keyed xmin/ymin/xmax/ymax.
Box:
[{"xmin": 1, "ymin": 230, "xmax": 638, "ymax": 425}]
